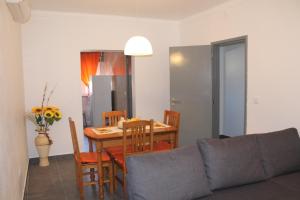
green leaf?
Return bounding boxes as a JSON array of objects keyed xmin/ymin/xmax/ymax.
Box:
[
  {"xmin": 54, "ymin": 117, "xmax": 61, "ymax": 121},
  {"xmin": 46, "ymin": 118, "xmax": 54, "ymax": 125},
  {"xmin": 36, "ymin": 115, "xmax": 42, "ymax": 123}
]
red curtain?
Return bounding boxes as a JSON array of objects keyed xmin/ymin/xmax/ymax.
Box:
[
  {"xmin": 81, "ymin": 52, "xmax": 100, "ymax": 86},
  {"xmin": 112, "ymin": 52, "xmax": 126, "ymax": 75},
  {"xmin": 100, "ymin": 52, "xmax": 126, "ymax": 76}
]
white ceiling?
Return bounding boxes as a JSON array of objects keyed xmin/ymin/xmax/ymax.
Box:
[{"xmin": 28, "ymin": 0, "xmax": 231, "ymax": 20}]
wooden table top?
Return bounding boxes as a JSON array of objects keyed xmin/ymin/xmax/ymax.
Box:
[{"xmin": 84, "ymin": 125, "xmax": 177, "ymax": 141}]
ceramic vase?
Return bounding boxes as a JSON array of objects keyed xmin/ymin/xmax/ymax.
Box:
[{"xmin": 35, "ymin": 133, "xmax": 51, "ymax": 167}]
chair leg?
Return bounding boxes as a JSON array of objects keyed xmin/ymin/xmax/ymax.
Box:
[
  {"xmin": 74, "ymin": 163, "xmax": 80, "ymax": 190},
  {"xmin": 122, "ymin": 171, "xmax": 127, "ymax": 199},
  {"xmin": 113, "ymin": 163, "xmax": 118, "ymax": 192},
  {"xmin": 78, "ymin": 166, "xmax": 84, "ymax": 200},
  {"xmin": 108, "ymin": 164, "xmax": 114, "ymax": 194},
  {"xmin": 90, "ymin": 168, "xmax": 95, "ymax": 181},
  {"xmin": 98, "ymin": 169, "xmax": 104, "ymax": 200}
]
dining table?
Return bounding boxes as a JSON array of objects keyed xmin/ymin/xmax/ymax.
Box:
[{"xmin": 83, "ymin": 121, "xmax": 178, "ymax": 199}]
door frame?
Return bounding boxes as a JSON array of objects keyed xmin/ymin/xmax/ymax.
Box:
[
  {"xmin": 211, "ymin": 36, "xmax": 248, "ymax": 138},
  {"xmin": 80, "ymin": 50, "xmax": 133, "ymax": 119},
  {"xmin": 125, "ymin": 55, "xmax": 133, "ymax": 118}
]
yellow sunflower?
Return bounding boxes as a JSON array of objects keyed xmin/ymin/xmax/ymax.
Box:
[
  {"xmin": 44, "ymin": 110, "xmax": 54, "ymax": 118},
  {"xmin": 54, "ymin": 110, "xmax": 62, "ymax": 119},
  {"xmin": 43, "ymin": 106, "xmax": 53, "ymax": 111},
  {"xmin": 52, "ymin": 106, "xmax": 59, "ymax": 111},
  {"xmin": 44, "ymin": 106, "xmax": 59, "ymax": 111},
  {"xmin": 32, "ymin": 107, "xmax": 43, "ymax": 114}
]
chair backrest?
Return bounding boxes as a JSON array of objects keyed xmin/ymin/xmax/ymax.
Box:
[
  {"xmin": 102, "ymin": 110, "xmax": 127, "ymax": 127},
  {"xmin": 164, "ymin": 110, "xmax": 180, "ymax": 129},
  {"xmin": 68, "ymin": 117, "xmax": 81, "ymax": 161},
  {"xmin": 123, "ymin": 119, "xmax": 154, "ymax": 157}
]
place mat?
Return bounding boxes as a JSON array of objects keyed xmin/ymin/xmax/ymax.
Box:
[
  {"xmin": 92, "ymin": 121, "xmax": 170, "ymax": 135},
  {"xmin": 92, "ymin": 127, "xmax": 122, "ymax": 135}
]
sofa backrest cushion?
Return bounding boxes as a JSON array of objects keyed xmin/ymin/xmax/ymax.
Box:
[
  {"xmin": 197, "ymin": 135, "xmax": 266, "ymax": 190},
  {"xmin": 126, "ymin": 145, "xmax": 212, "ymax": 200},
  {"xmin": 257, "ymin": 128, "xmax": 300, "ymax": 178}
]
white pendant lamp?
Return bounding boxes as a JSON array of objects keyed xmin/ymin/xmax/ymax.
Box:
[
  {"xmin": 124, "ymin": 35, "xmax": 153, "ymax": 56},
  {"xmin": 124, "ymin": 0, "xmax": 153, "ymax": 56}
]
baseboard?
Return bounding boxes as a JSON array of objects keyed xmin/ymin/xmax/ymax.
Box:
[
  {"xmin": 28, "ymin": 154, "xmax": 74, "ymax": 165},
  {"xmin": 29, "ymin": 152, "xmax": 74, "ymax": 159},
  {"xmin": 219, "ymin": 134, "xmax": 231, "ymax": 139},
  {"xmin": 22, "ymin": 158, "xmax": 29, "ymax": 200}
]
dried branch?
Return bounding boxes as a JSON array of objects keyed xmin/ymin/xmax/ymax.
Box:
[
  {"xmin": 41, "ymin": 83, "xmax": 48, "ymax": 109},
  {"xmin": 46, "ymin": 84, "xmax": 57, "ymax": 106}
]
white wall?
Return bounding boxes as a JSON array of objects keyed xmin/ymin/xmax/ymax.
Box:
[
  {"xmin": 180, "ymin": 0, "xmax": 300, "ymax": 133},
  {"xmin": 0, "ymin": 1, "xmax": 28, "ymax": 199},
  {"xmin": 22, "ymin": 11, "xmax": 179, "ymax": 158}
]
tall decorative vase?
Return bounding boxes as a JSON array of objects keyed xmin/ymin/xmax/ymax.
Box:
[{"xmin": 35, "ymin": 133, "xmax": 51, "ymax": 167}]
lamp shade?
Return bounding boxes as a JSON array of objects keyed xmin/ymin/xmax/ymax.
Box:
[{"xmin": 124, "ymin": 36, "xmax": 153, "ymax": 56}]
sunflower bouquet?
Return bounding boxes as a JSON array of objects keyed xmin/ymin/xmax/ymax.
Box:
[
  {"xmin": 31, "ymin": 106, "xmax": 62, "ymax": 131},
  {"xmin": 27, "ymin": 84, "xmax": 62, "ymax": 144}
]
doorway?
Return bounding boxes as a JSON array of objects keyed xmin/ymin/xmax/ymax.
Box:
[
  {"xmin": 212, "ymin": 36, "xmax": 247, "ymax": 138},
  {"xmin": 81, "ymin": 51, "xmax": 132, "ymax": 129}
]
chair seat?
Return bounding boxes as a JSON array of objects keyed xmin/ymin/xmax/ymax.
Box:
[
  {"xmin": 78, "ymin": 152, "xmax": 111, "ymax": 163},
  {"xmin": 107, "ymin": 142, "xmax": 171, "ymax": 161},
  {"xmin": 109, "ymin": 146, "xmax": 153, "ymax": 169},
  {"xmin": 106, "ymin": 144, "xmax": 151, "ymax": 156},
  {"xmin": 153, "ymin": 141, "xmax": 173, "ymax": 151},
  {"xmin": 105, "ymin": 146, "xmax": 124, "ymax": 156},
  {"xmin": 113, "ymin": 154, "xmax": 126, "ymax": 169},
  {"xmin": 112, "ymin": 151, "xmax": 153, "ymax": 169}
]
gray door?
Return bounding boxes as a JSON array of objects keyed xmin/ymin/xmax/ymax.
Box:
[
  {"xmin": 92, "ymin": 76, "xmax": 112, "ymax": 127},
  {"xmin": 170, "ymin": 46, "xmax": 212, "ymax": 146}
]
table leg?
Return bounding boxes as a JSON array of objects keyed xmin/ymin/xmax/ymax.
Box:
[
  {"xmin": 170, "ymin": 131, "xmax": 178, "ymax": 149},
  {"xmin": 96, "ymin": 141, "xmax": 104, "ymax": 200},
  {"xmin": 175, "ymin": 131, "xmax": 179, "ymax": 148},
  {"xmin": 88, "ymin": 138, "xmax": 93, "ymax": 152}
]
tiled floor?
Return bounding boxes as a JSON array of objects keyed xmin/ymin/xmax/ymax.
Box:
[{"xmin": 24, "ymin": 155, "xmax": 124, "ymax": 200}]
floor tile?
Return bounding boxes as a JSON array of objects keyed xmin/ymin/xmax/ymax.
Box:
[{"xmin": 25, "ymin": 155, "xmax": 124, "ymax": 200}]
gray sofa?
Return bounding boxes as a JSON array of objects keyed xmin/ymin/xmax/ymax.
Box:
[{"xmin": 126, "ymin": 128, "xmax": 300, "ymax": 200}]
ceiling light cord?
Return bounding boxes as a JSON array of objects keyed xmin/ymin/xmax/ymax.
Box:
[{"xmin": 124, "ymin": 0, "xmax": 153, "ymax": 56}]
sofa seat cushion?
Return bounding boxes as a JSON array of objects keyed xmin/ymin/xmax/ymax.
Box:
[
  {"xmin": 270, "ymin": 172, "xmax": 300, "ymax": 192},
  {"xmin": 257, "ymin": 128, "xmax": 300, "ymax": 178},
  {"xmin": 197, "ymin": 180, "xmax": 300, "ymax": 200},
  {"xmin": 198, "ymin": 135, "xmax": 266, "ymax": 190},
  {"xmin": 126, "ymin": 145, "xmax": 212, "ymax": 200}
]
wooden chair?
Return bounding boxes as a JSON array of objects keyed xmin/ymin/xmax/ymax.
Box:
[
  {"xmin": 110, "ymin": 119, "xmax": 154, "ymax": 196},
  {"xmin": 68, "ymin": 117, "xmax": 113, "ymax": 200},
  {"xmin": 102, "ymin": 110, "xmax": 127, "ymax": 127},
  {"xmin": 154, "ymin": 110, "xmax": 180, "ymax": 151},
  {"xmin": 102, "ymin": 110, "xmax": 127, "ymax": 159}
]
